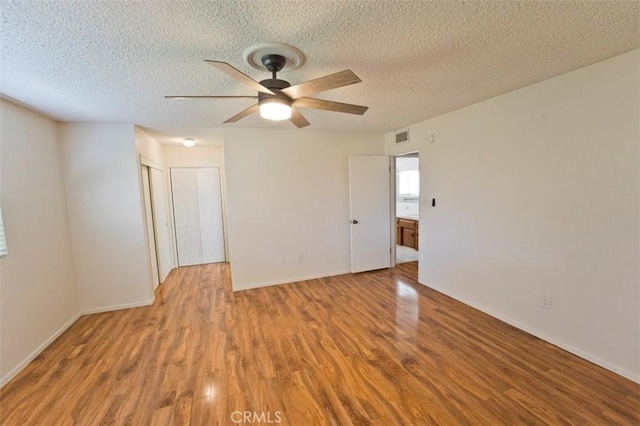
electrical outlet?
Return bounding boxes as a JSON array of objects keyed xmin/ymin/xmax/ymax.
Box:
[
  {"xmin": 277, "ymin": 256, "xmax": 284, "ymax": 265},
  {"xmin": 297, "ymin": 254, "xmax": 303, "ymax": 263},
  {"xmin": 540, "ymin": 296, "xmax": 552, "ymax": 310}
]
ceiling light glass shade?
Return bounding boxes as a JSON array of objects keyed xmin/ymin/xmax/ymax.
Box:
[
  {"xmin": 259, "ymin": 98, "xmax": 292, "ymax": 120},
  {"xmin": 183, "ymin": 138, "xmax": 195, "ymax": 147}
]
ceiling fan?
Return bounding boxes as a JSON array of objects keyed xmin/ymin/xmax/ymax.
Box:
[{"xmin": 166, "ymin": 54, "xmax": 368, "ymax": 128}]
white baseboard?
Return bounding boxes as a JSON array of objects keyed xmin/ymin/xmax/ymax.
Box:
[
  {"xmin": 80, "ymin": 298, "xmax": 154, "ymax": 315},
  {"xmin": 1, "ymin": 297, "xmax": 156, "ymax": 389},
  {"xmin": 421, "ymin": 282, "xmax": 640, "ymax": 384},
  {"xmin": 233, "ymin": 269, "xmax": 352, "ymax": 292},
  {"xmin": 0, "ymin": 312, "xmax": 81, "ymax": 388}
]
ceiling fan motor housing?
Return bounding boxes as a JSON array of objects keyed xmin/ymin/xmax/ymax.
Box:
[{"xmin": 258, "ymin": 78, "xmax": 291, "ymax": 103}]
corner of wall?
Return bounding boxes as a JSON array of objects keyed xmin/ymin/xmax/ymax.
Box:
[
  {"xmin": 412, "ymin": 50, "xmax": 640, "ymax": 381},
  {"xmin": 0, "ymin": 101, "xmax": 82, "ymax": 387},
  {"xmin": 58, "ymin": 123, "xmax": 153, "ymax": 313}
]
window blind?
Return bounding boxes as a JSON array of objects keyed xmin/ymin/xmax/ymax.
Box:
[{"xmin": 0, "ymin": 207, "xmax": 7, "ymax": 258}]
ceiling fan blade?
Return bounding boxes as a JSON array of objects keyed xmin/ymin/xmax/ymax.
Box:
[
  {"xmin": 293, "ymin": 97, "xmax": 368, "ymax": 115},
  {"xmin": 289, "ymin": 107, "xmax": 310, "ymax": 128},
  {"xmin": 281, "ymin": 70, "xmax": 361, "ymax": 99},
  {"xmin": 205, "ymin": 60, "xmax": 275, "ymax": 95},
  {"xmin": 165, "ymin": 95, "xmax": 259, "ymax": 99},
  {"xmin": 223, "ymin": 103, "xmax": 259, "ymax": 123}
]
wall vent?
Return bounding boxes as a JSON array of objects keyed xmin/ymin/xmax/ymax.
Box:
[{"xmin": 395, "ymin": 129, "xmax": 409, "ymax": 144}]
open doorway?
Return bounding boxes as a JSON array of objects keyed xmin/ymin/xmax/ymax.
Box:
[{"xmin": 395, "ymin": 153, "xmax": 419, "ymax": 264}]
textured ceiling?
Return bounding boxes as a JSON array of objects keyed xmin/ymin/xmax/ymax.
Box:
[{"xmin": 1, "ymin": 1, "xmax": 638, "ymax": 145}]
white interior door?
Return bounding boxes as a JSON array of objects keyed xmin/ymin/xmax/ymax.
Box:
[
  {"xmin": 149, "ymin": 167, "xmax": 173, "ymax": 282},
  {"xmin": 349, "ymin": 156, "xmax": 391, "ymax": 273},
  {"xmin": 141, "ymin": 166, "xmax": 160, "ymax": 289},
  {"xmin": 171, "ymin": 167, "xmax": 225, "ymax": 267}
]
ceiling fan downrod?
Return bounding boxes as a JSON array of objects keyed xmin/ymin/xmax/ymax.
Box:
[{"xmin": 261, "ymin": 54, "xmax": 286, "ymax": 79}]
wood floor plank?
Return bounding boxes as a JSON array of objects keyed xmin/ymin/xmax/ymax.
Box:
[{"xmin": 1, "ymin": 262, "xmax": 638, "ymax": 425}]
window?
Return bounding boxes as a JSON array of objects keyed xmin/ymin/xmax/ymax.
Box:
[{"xmin": 398, "ymin": 170, "xmax": 419, "ymax": 196}]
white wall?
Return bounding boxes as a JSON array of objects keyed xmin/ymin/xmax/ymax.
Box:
[
  {"xmin": 59, "ymin": 123, "xmax": 153, "ymax": 313},
  {"xmin": 163, "ymin": 145, "xmax": 224, "ymax": 168},
  {"xmin": 0, "ymin": 100, "xmax": 80, "ymax": 385},
  {"xmin": 224, "ymin": 128, "xmax": 385, "ymax": 290},
  {"xmin": 136, "ymin": 127, "xmax": 165, "ymax": 166},
  {"xmin": 386, "ymin": 50, "xmax": 640, "ymax": 382}
]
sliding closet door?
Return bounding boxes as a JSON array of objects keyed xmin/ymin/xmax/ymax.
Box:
[
  {"xmin": 141, "ymin": 166, "xmax": 160, "ymax": 288},
  {"xmin": 171, "ymin": 169, "xmax": 202, "ymax": 266},
  {"xmin": 196, "ymin": 168, "xmax": 225, "ymax": 263},
  {"xmin": 171, "ymin": 167, "xmax": 225, "ymax": 267},
  {"xmin": 149, "ymin": 167, "xmax": 173, "ymax": 282}
]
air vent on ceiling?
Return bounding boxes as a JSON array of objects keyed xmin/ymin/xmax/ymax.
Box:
[{"xmin": 395, "ymin": 129, "xmax": 409, "ymax": 144}]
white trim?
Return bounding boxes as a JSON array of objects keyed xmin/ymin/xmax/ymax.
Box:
[
  {"xmin": 421, "ymin": 282, "xmax": 640, "ymax": 384},
  {"xmin": 0, "ymin": 205, "xmax": 7, "ymax": 259},
  {"xmin": 80, "ymin": 298, "xmax": 154, "ymax": 315},
  {"xmin": 140, "ymin": 156, "xmax": 165, "ymax": 171},
  {"xmin": 389, "ymin": 156, "xmax": 396, "ymax": 268},
  {"xmin": 1, "ymin": 297, "xmax": 156, "ymax": 389},
  {"xmin": 0, "ymin": 313, "xmax": 81, "ymax": 388},
  {"xmin": 233, "ymin": 269, "xmax": 352, "ymax": 292}
]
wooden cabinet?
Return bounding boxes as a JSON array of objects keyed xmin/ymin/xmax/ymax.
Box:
[
  {"xmin": 402, "ymin": 227, "xmax": 416, "ymax": 249},
  {"xmin": 396, "ymin": 218, "xmax": 419, "ymax": 250}
]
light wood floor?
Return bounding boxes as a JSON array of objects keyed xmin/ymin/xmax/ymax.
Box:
[{"xmin": 1, "ymin": 262, "xmax": 638, "ymax": 425}]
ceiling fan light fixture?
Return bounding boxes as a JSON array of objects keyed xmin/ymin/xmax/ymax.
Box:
[
  {"xmin": 259, "ymin": 97, "xmax": 292, "ymax": 121},
  {"xmin": 183, "ymin": 138, "xmax": 195, "ymax": 147},
  {"xmin": 167, "ymin": 46, "xmax": 366, "ymax": 128}
]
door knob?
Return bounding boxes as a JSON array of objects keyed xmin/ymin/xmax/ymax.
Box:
[{"xmin": 351, "ymin": 220, "xmax": 359, "ymax": 224}]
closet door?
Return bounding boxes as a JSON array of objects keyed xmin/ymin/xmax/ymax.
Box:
[
  {"xmin": 171, "ymin": 167, "xmax": 225, "ymax": 267},
  {"xmin": 149, "ymin": 167, "xmax": 173, "ymax": 282},
  {"xmin": 171, "ymin": 169, "xmax": 202, "ymax": 266},
  {"xmin": 141, "ymin": 166, "xmax": 160, "ymax": 288},
  {"xmin": 196, "ymin": 168, "xmax": 225, "ymax": 263}
]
